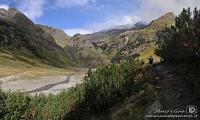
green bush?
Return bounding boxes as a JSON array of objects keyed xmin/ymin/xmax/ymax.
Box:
[
  {"xmin": 84, "ymin": 61, "xmax": 145, "ymax": 112},
  {"xmin": 0, "ymin": 88, "xmax": 6, "ymax": 118},
  {"xmin": 2, "ymin": 92, "xmax": 32, "ymax": 120},
  {"xmin": 30, "ymin": 85, "xmax": 85, "ymax": 120},
  {"xmin": 65, "ymin": 60, "xmax": 147, "ymax": 119}
]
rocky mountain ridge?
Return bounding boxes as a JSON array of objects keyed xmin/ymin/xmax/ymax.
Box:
[
  {"xmin": 97, "ymin": 12, "xmax": 176, "ymax": 62},
  {"xmin": 40, "ymin": 12, "xmax": 175, "ymax": 63},
  {"xmin": 85, "ymin": 22, "xmax": 147, "ymax": 44},
  {"xmin": 0, "ymin": 7, "xmax": 176, "ymax": 68}
]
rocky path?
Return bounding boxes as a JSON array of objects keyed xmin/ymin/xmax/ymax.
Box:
[
  {"xmin": 152, "ymin": 64, "xmax": 194, "ymax": 109},
  {"xmin": 145, "ymin": 64, "xmax": 196, "ymax": 119}
]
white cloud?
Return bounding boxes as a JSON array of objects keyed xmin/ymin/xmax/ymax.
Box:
[
  {"xmin": 136, "ymin": 0, "xmax": 200, "ymax": 23},
  {"xmin": 11, "ymin": 0, "xmax": 200, "ymax": 36},
  {"xmin": 64, "ymin": 28, "xmax": 91, "ymax": 36},
  {"xmin": 64, "ymin": 15, "xmax": 141, "ymax": 36},
  {"xmin": 17, "ymin": 0, "xmax": 46, "ymax": 20},
  {"xmin": 0, "ymin": 4, "xmax": 9, "ymax": 10},
  {"xmin": 122, "ymin": 15, "xmax": 141, "ymax": 25},
  {"xmin": 89, "ymin": 15, "xmax": 141, "ymax": 32},
  {"xmin": 55, "ymin": 0, "xmax": 95, "ymax": 8}
]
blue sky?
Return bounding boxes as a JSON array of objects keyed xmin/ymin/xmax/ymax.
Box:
[{"xmin": 0, "ymin": 0, "xmax": 200, "ymax": 36}]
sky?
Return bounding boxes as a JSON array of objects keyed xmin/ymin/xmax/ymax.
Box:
[{"xmin": 0, "ymin": 0, "xmax": 200, "ymax": 36}]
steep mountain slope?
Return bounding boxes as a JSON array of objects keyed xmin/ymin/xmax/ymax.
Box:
[
  {"xmin": 98, "ymin": 12, "xmax": 176, "ymax": 62},
  {"xmin": 0, "ymin": 8, "xmax": 72, "ymax": 68},
  {"xmin": 38, "ymin": 24, "xmax": 108, "ymax": 68},
  {"xmin": 37, "ymin": 25, "xmax": 70, "ymax": 48},
  {"xmin": 65, "ymin": 34, "xmax": 107, "ymax": 68}
]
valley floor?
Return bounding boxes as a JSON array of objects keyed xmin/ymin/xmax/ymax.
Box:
[
  {"xmin": 0, "ymin": 52, "xmax": 88, "ymax": 95},
  {"xmin": 0, "ymin": 73, "xmax": 86, "ymax": 95}
]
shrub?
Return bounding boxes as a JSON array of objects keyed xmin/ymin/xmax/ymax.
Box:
[
  {"xmin": 65, "ymin": 60, "xmax": 147, "ymax": 119},
  {"xmin": 30, "ymin": 85, "xmax": 85, "ymax": 120},
  {"xmin": 3, "ymin": 92, "xmax": 31, "ymax": 120},
  {"xmin": 0, "ymin": 88, "xmax": 6, "ymax": 118}
]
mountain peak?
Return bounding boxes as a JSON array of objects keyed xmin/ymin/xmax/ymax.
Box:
[
  {"xmin": 164, "ymin": 12, "xmax": 175, "ymax": 17},
  {"xmin": 147, "ymin": 12, "xmax": 175, "ymax": 30},
  {"xmin": 0, "ymin": 7, "xmax": 34, "ymax": 27},
  {"xmin": 160, "ymin": 12, "xmax": 176, "ymax": 20}
]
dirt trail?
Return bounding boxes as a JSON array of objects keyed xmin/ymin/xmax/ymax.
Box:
[
  {"xmin": 151, "ymin": 64, "xmax": 194, "ymax": 109},
  {"xmin": 145, "ymin": 64, "xmax": 197, "ymax": 120}
]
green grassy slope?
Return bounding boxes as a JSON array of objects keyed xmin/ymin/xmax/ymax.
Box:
[{"xmin": 0, "ymin": 51, "xmax": 72, "ymax": 78}]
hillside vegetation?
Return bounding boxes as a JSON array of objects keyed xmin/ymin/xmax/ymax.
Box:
[
  {"xmin": 0, "ymin": 51, "xmax": 71, "ymax": 78},
  {"xmin": 37, "ymin": 25, "xmax": 71, "ymax": 48},
  {"xmin": 97, "ymin": 13, "xmax": 175, "ymax": 63},
  {"xmin": 0, "ymin": 8, "xmax": 72, "ymax": 68},
  {"xmin": 65, "ymin": 34, "xmax": 107, "ymax": 68}
]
